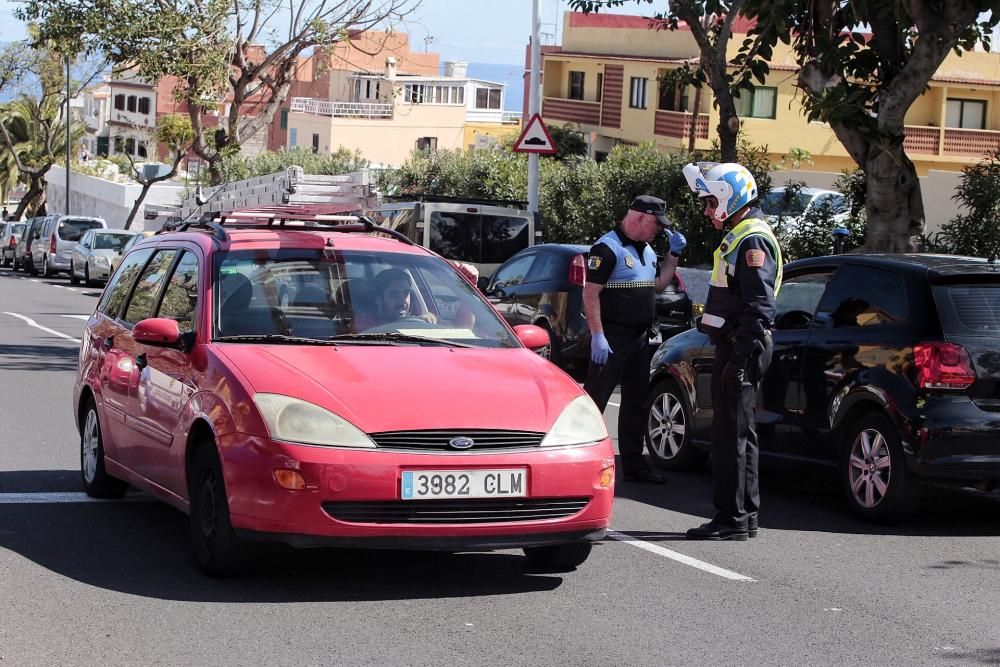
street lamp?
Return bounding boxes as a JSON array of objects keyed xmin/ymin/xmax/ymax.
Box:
[
  {"xmin": 65, "ymin": 54, "xmax": 71, "ymax": 215},
  {"xmin": 423, "ymin": 35, "xmax": 434, "ymax": 52}
]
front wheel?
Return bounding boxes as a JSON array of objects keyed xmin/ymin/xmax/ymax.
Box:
[
  {"xmin": 189, "ymin": 444, "xmax": 244, "ymax": 576},
  {"xmin": 840, "ymin": 412, "xmax": 921, "ymax": 523},
  {"xmin": 645, "ymin": 378, "xmax": 706, "ymax": 471},
  {"xmin": 41, "ymin": 256, "xmax": 50, "ymax": 277},
  {"xmin": 523, "ymin": 542, "xmax": 592, "ymax": 570},
  {"xmin": 80, "ymin": 399, "xmax": 128, "ymax": 498}
]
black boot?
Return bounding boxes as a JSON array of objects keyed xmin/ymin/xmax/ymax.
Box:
[{"xmin": 686, "ymin": 520, "xmax": 748, "ymax": 541}]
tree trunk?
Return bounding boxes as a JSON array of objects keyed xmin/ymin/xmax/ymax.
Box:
[
  {"xmin": 862, "ymin": 144, "xmax": 924, "ymax": 252},
  {"xmin": 123, "ymin": 182, "xmax": 153, "ymax": 230},
  {"xmin": 716, "ymin": 105, "xmax": 739, "ymax": 163},
  {"xmin": 688, "ymin": 83, "xmax": 702, "ymax": 153},
  {"xmin": 12, "ymin": 177, "xmax": 44, "ymax": 220}
]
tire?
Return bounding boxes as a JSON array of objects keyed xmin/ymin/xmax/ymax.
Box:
[
  {"xmin": 41, "ymin": 256, "xmax": 50, "ymax": 278},
  {"xmin": 80, "ymin": 399, "xmax": 128, "ymax": 498},
  {"xmin": 27, "ymin": 256, "xmax": 36, "ymax": 275},
  {"xmin": 645, "ymin": 378, "xmax": 707, "ymax": 471},
  {"xmin": 189, "ymin": 443, "xmax": 244, "ymax": 576},
  {"xmin": 84, "ymin": 264, "xmax": 95, "ymax": 287},
  {"xmin": 840, "ymin": 412, "xmax": 921, "ymax": 523},
  {"xmin": 523, "ymin": 542, "xmax": 592, "ymax": 570},
  {"xmin": 69, "ymin": 261, "xmax": 80, "ymax": 285}
]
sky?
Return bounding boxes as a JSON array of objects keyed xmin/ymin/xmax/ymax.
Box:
[{"xmin": 0, "ymin": 0, "xmax": 639, "ymax": 65}]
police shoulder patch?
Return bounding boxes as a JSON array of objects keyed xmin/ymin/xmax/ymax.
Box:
[
  {"xmin": 587, "ymin": 255, "xmax": 602, "ymax": 270},
  {"xmin": 745, "ymin": 248, "xmax": 766, "ymax": 268}
]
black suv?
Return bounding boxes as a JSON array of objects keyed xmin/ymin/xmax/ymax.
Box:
[
  {"xmin": 645, "ymin": 254, "xmax": 1000, "ymax": 522},
  {"xmin": 487, "ymin": 243, "xmax": 693, "ymax": 377}
]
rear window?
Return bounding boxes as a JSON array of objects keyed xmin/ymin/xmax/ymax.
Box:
[
  {"xmin": 57, "ymin": 218, "xmax": 104, "ymax": 242},
  {"xmin": 933, "ymin": 284, "xmax": 1000, "ymax": 334}
]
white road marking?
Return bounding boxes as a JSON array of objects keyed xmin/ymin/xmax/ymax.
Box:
[
  {"xmin": 0, "ymin": 492, "xmax": 151, "ymax": 504},
  {"xmin": 608, "ymin": 530, "xmax": 756, "ymax": 582},
  {"xmin": 60, "ymin": 314, "xmax": 90, "ymax": 320},
  {"xmin": 2, "ymin": 311, "xmax": 82, "ymax": 344}
]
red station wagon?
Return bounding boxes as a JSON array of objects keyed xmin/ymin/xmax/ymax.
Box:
[{"xmin": 73, "ymin": 216, "xmax": 615, "ymax": 575}]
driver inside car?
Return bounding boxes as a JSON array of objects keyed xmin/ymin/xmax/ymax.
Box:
[{"xmin": 356, "ymin": 268, "xmax": 438, "ymax": 330}]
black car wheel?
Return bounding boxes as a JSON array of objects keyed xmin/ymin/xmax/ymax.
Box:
[
  {"xmin": 69, "ymin": 261, "xmax": 80, "ymax": 285},
  {"xmin": 840, "ymin": 412, "xmax": 921, "ymax": 523},
  {"xmin": 523, "ymin": 542, "xmax": 592, "ymax": 570},
  {"xmin": 645, "ymin": 378, "xmax": 707, "ymax": 471},
  {"xmin": 189, "ymin": 443, "xmax": 244, "ymax": 576},
  {"xmin": 80, "ymin": 399, "xmax": 128, "ymax": 499},
  {"xmin": 41, "ymin": 256, "xmax": 50, "ymax": 278}
]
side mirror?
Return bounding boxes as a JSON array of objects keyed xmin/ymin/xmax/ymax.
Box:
[
  {"xmin": 134, "ymin": 317, "xmax": 182, "ymax": 348},
  {"xmin": 513, "ymin": 324, "xmax": 549, "ymax": 351}
]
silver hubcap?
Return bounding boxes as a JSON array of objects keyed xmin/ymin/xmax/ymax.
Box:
[
  {"xmin": 848, "ymin": 428, "xmax": 892, "ymax": 508},
  {"xmin": 82, "ymin": 409, "xmax": 100, "ymax": 483},
  {"xmin": 647, "ymin": 391, "xmax": 686, "ymax": 459}
]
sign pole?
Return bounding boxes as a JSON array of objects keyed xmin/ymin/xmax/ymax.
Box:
[{"xmin": 527, "ymin": 0, "xmax": 541, "ymax": 215}]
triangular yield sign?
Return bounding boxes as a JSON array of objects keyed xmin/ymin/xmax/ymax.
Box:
[{"xmin": 512, "ymin": 113, "xmax": 558, "ymax": 154}]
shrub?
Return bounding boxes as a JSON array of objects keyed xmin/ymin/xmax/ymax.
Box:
[{"xmin": 926, "ymin": 150, "xmax": 1000, "ymax": 259}]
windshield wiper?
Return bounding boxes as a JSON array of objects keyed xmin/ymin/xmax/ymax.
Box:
[
  {"xmin": 214, "ymin": 334, "xmax": 339, "ymax": 345},
  {"xmin": 326, "ymin": 332, "xmax": 473, "ymax": 348}
]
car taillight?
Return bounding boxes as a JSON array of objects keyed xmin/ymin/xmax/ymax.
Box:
[
  {"xmin": 913, "ymin": 341, "xmax": 976, "ymax": 390},
  {"xmin": 8, "ymin": 236, "xmax": 16, "ymax": 248},
  {"xmin": 568, "ymin": 253, "xmax": 586, "ymax": 287},
  {"xmin": 49, "ymin": 234, "xmax": 57, "ymax": 254}
]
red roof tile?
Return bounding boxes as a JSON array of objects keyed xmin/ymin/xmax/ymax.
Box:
[{"xmin": 568, "ymin": 12, "xmax": 756, "ymax": 34}]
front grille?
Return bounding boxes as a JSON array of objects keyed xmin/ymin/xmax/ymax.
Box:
[
  {"xmin": 369, "ymin": 429, "xmax": 545, "ymax": 451},
  {"xmin": 323, "ymin": 497, "xmax": 590, "ymax": 524}
]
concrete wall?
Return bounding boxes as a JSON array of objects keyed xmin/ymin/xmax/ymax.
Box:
[{"xmin": 45, "ymin": 166, "xmax": 187, "ymax": 230}]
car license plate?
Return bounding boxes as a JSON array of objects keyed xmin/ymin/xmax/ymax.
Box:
[{"xmin": 401, "ymin": 469, "xmax": 526, "ymax": 500}]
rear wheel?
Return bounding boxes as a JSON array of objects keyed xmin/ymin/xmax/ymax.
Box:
[
  {"xmin": 645, "ymin": 378, "xmax": 706, "ymax": 471},
  {"xmin": 27, "ymin": 256, "xmax": 36, "ymax": 275},
  {"xmin": 41, "ymin": 256, "xmax": 51, "ymax": 277},
  {"xmin": 80, "ymin": 399, "xmax": 128, "ymax": 498},
  {"xmin": 840, "ymin": 412, "xmax": 921, "ymax": 523},
  {"xmin": 189, "ymin": 443, "xmax": 244, "ymax": 576},
  {"xmin": 523, "ymin": 542, "xmax": 592, "ymax": 570}
]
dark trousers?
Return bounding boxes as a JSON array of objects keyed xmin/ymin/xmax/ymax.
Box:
[
  {"xmin": 584, "ymin": 330, "xmax": 653, "ymax": 474},
  {"xmin": 710, "ymin": 335, "xmax": 772, "ymax": 528}
]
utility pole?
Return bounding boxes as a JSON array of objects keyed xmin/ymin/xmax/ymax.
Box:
[
  {"xmin": 65, "ymin": 54, "xmax": 71, "ymax": 215},
  {"xmin": 527, "ymin": 0, "xmax": 541, "ymax": 215}
]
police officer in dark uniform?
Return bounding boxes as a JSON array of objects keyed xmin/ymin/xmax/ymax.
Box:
[
  {"xmin": 681, "ymin": 162, "xmax": 783, "ymax": 540},
  {"xmin": 584, "ymin": 195, "xmax": 688, "ymax": 484}
]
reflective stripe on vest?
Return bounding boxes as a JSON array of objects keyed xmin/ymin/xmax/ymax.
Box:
[{"xmin": 708, "ymin": 217, "xmax": 784, "ymax": 295}]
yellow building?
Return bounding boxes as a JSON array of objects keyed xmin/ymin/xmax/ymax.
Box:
[
  {"xmin": 284, "ymin": 34, "xmax": 521, "ymax": 166},
  {"xmin": 540, "ymin": 12, "xmax": 1000, "ymax": 175}
]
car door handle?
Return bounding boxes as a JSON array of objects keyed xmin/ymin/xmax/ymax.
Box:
[
  {"xmin": 135, "ymin": 352, "xmax": 148, "ymax": 370},
  {"xmin": 103, "ymin": 336, "xmax": 114, "ymax": 350}
]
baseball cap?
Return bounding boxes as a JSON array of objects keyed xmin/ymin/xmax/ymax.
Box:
[{"xmin": 629, "ymin": 194, "xmax": 671, "ymax": 226}]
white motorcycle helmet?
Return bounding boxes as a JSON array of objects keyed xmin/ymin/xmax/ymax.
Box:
[{"xmin": 682, "ymin": 162, "xmax": 758, "ymax": 224}]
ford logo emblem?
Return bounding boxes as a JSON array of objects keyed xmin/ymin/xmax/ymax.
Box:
[{"xmin": 448, "ymin": 437, "xmax": 475, "ymax": 450}]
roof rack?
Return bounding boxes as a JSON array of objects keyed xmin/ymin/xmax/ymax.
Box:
[
  {"xmin": 383, "ymin": 193, "xmax": 529, "ymax": 209},
  {"xmin": 156, "ymin": 210, "xmax": 415, "ymax": 246}
]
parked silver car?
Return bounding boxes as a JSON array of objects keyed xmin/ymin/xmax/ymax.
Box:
[
  {"xmin": 1, "ymin": 221, "xmax": 26, "ymax": 267},
  {"xmin": 14, "ymin": 216, "xmax": 48, "ymax": 273},
  {"xmin": 30, "ymin": 215, "xmax": 106, "ymax": 277},
  {"xmin": 70, "ymin": 228, "xmax": 137, "ymax": 285}
]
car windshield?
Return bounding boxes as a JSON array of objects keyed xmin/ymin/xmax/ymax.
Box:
[
  {"xmin": 93, "ymin": 233, "xmax": 132, "ymax": 251},
  {"xmin": 213, "ymin": 248, "xmax": 520, "ymax": 348},
  {"xmin": 760, "ymin": 190, "xmax": 811, "ymax": 216}
]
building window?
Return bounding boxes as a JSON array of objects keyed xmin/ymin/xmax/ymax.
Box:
[
  {"xmin": 946, "ymin": 98, "xmax": 986, "ymax": 129},
  {"xmin": 416, "ymin": 136, "xmax": 438, "ymax": 152},
  {"xmin": 475, "ymin": 88, "xmax": 501, "ymax": 110},
  {"xmin": 312, "ymin": 133, "xmax": 319, "ymax": 154},
  {"xmin": 114, "ymin": 94, "xmax": 125, "ymax": 111},
  {"xmin": 629, "ymin": 77, "xmax": 648, "ymax": 109},
  {"xmin": 658, "ymin": 80, "xmax": 689, "ymax": 112},
  {"xmin": 289, "ymin": 128, "xmax": 297, "ymax": 147},
  {"xmin": 596, "ymin": 72, "xmax": 603, "ymax": 103},
  {"xmin": 137, "ymin": 97, "xmax": 150, "ymax": 114},
  {"xmin": 569, "ymin": 71, "xmax": 585, "ymax": 101},
  {"xmin": 405, "ymin": 84, "xmax": 425, "ymax": 103},
  {"xmin": 137, "ymin": 142, "xmax": 147, "ymax": 158},
  {"xmin": 734, "ymin": 86, "xmax": 777, "ymax": 119},
  {"xmin": 126, "ymin": 95, "xmax": 137, "ymax": 112},
  {"xmin": 280, "ymin": 108, "xmax": 288, "ymax": 130}
]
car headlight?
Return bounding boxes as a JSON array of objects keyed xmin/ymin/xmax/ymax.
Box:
[
  {"xmin": 540, "ymin": 395, "xmax": 608, "ymax": 447},
  {"xmin": 253, "ymin": 393, "xmax": 376, "ymax": 448},
  {"xmin": 94, "ymin": 256, "xmax": 110, "ymax": 266}
]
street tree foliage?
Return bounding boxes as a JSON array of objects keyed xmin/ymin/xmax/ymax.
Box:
[
  {"xmin": 382, "ymin": 140, "xmax": 774, "ymax": 266},
  {"xmin": 739, "ymin": 0, "xmax": 1000, "ymax": 252},
  {"xmin": 221, "ymin": 146, "xmax": 368, "ymax": 182},
  {"xmin": 568, "ymin": 0, "xmax": 766, "ymax": 162},
  {"xmin": 20, "ymin": 0, "xmax": 418, "ymax": 185},
  {"xmin": 119, "ymin": 114, "xmax": 197, "ymax": 230},
  {"xmin": 926, "ymin": 150, "xmax": 1000, "ymax": 259}
]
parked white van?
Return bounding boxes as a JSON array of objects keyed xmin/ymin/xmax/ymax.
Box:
[{"xmin": 367, "ymin": 196, "xmax": 540, "ymax": 281}]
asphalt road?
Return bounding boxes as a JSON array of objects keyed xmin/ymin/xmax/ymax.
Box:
[{"xmin": 2, "ymin": 266, "xmax": 999, "ymax": 666}]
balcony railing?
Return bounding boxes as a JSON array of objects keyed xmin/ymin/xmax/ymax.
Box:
[
  {"xmin": 290, "ymin": 97, "xmax": 393, "ymax": 119},
  {"xmin": 904, "ymin": 125, "xmax": 1000, "ymax": 157},
  {"xmin": 542, "ymin": 97, "xmax": 601, "ymax": 126},
  {"xmin": 501, "ymin": 111, "xmax": 522, "ymax": 124},
  {"xmin": 654, "ymin": 110, "xmax": 709, "ymax": 140}
]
